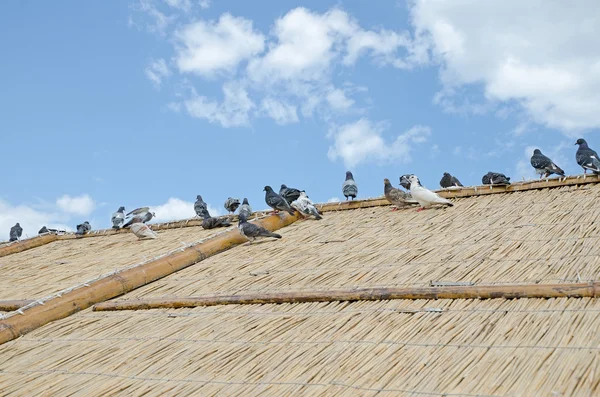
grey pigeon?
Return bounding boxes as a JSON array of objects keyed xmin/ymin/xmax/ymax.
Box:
[
  {"xmin": 291, "ymin": 191, "xmax": 322, "ymax": 220},
  {"xmin": 111, "ymin": 206, "xmax": 126, "ymax": 229},
  {"xmin": 342, "ymin": 171, "xmax": 358, "ymax": 201},
  {"xmin": 127, "ymin": 207, "xmax": 150, "ymax": 216},
  {"xmin": 399, "ymin": 174, "xmax": 413, "ymax": 190},
  {"xmin": 38, "ymin": 226, "xmax": 49, "ymax": 234},
  {"xmin": 123, "ymin": 208, "xmax": 155, "ymax": 228},
  {"xmin": 238, "ymin": 198, "xmax": 253, "ymax": 219},
  {"xmin": 75, "ymin": 221, "xmax": 91, "ymax": 235},
  {"xmin": 279, "ymin": 184, "xmax": 301, "ymax": 204},
  {"xmin": 238, "ymin": 213, "xmax": 281, "ymax": 243},
  {"xmin": 224, "ymin": 197, "xmax": 241, "ymax": 214},
  {"xmin": 201, "ymin": 212, "xmax": 231, "ymax": 229},
  {"xmin": 575, "ymin": 138, "xmax": 600, "ymax": 174},
  {"xmin": 130, "ymin": 222, "xmax": 158, "ymax": 240},
  {"xmin": 384, "ymin": 178, "xmax": 417, "ymax": 211},
  {"xmin": 9, "ymin": 223, "xmax": 22, "ymax": 242},
  {"xmin": 531, "ymin": 149, "xmax": 565, "ymax": 178},
  {"xmin": 440, "ymin": 172, "xmax": 463, "ymax": 188},
  {"xmin": 482, "ymin": 172, "xmax": 511, "ymax": 185},
  {"xmin": 194, "ymin": 195, "xmax": 209, "ymax": 217},
  {"xmin": 264, "ymin": 186, "xmax": 296, "ymax": 215}
]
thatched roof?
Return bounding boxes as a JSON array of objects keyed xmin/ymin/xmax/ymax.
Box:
[{"xmin": 1, "ymin": 180, "xmax": 600, "ymax": 395}]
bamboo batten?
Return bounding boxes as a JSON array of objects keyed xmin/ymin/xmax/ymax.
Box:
[
  {"xmin": 0, "ymin": 234, "xmax": 58, "ymax": 258},
  {"xmin": 0, "ymin": 213, "xmax": 299, "ymax": 345},
  {"xmin": 0, "ymin": 300, "xmax": 34, "ymax": 312}
]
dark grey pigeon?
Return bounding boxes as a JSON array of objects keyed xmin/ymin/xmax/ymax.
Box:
[
  {"xmin": 238, "ymin": 213, "xmax": 281, "ymax": 243},
  {"xmin": 264, "ymin": 186, "xmax": 296, "ymax": 215},
  {"xmin": 201, "ymin": 212, "xmax": 231, "ymax": 230},
  {"xmin": 238, "ymin": 198, "xmax": 253, "ymax": 219},
  {"xmin": 224, "ymin": 197, "xmax": 241, "ymax": 214},
  {"xmin": 530, "ymin": 149, "xmax": 565, "ymax": 178},
  {"xmin": 9, "ymin": 223, "xmax": 22, "ymax": 242},
  {"xmin": 279, "ymin": 184, "xmax": 302, "ymax": 204},
  {"xmin": 38, "ymin": 226, "xmax": 49, "ymax": 235},
  {"xmin": 111, "ymin": 206, "xmax": 126, "ymax": 229},
  {"xmin": 122, "ymin": 209, "xmax": 155, "ymax": 228},
  {"xmin": 482, "ymin": 172, "xmax": 511, "ymax": 185},
  {"xmin": 194, "ymin": 195, "xmax": 209, "ymax": 217},
  {"xmin": 342, "ymin": 171, "xmax": 358, "ymax": 201},
  {"xmin": 575, "ymin": 138, "xmax": 600, "ymax": 174},
  {"xmin": 75, "ymin": 221, "xmax": 91, "ymax": 236},
  {"xmin": 440, "ymin": 172, "xmax": 463, "ymax": 188},
  {"xmin": 399, "ymin": 174, "xmax": 413, "ymax": 190}
]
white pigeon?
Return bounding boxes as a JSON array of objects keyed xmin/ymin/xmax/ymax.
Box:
[
  {"xmin": 130, "ymin": 222, "xmax": 158, "ymax": 240},
  {"xmin": 291, "ymin": 192, "xmax": 322, "ymax": 220},
  {"xmin": 408, "ymin": 175, "xmax": 454, "ymax": 211}
]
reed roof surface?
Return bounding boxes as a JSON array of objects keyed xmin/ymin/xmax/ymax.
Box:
[
  {"xmin": 1, "ymin": 183, "xmax": 600, "ymax": 396},
  {"xmin": 0, "ymin": 226, "xmax": 219, "ymax": 300}
]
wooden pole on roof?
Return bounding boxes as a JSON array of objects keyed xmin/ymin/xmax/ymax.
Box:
[
  {"xmin": 0, "ymin": 300, "xmax": 34, "ymax": 312},
  {"xmin": 93, "ymin": 282, "xmax": 600, "ymax": 311},
  {"xmin": 0, "ymin": 212, "xmax": 299, "ymax": 346},
  {"xmin": 0, "ymin": 234, "xmax": 58, "ymax": 258}
]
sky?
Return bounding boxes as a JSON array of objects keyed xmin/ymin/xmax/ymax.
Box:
[{"xmin": 1, "ymin": 0, "xmax": 599, "ymax": 239}]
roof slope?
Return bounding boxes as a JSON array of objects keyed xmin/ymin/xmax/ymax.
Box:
[{"xmin": 1, "ymin": 183, "xmax": 600, "ymax": 396}]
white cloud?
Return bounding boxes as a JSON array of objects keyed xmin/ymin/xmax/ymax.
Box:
[
  {"xmin": 184, "ymin": 81, "xmax": 254, "ymax": 127},
  {"xmin": 56, "ymin": 194, "xmax": 96, "ymax": 216},
  {"xmin": 410, "ymin": 0, "xmax": 600, "ymax": 133},
  {"xmin": 198, "ymin": 0, "xmax": 211, "ymax": 9},
  {"xmin": 164, "ymin": 0, "xmax": 192, "ymax": 12},
  {"xmin": 135, "ymin": 0, "xmax": 176, "ymax": 35},
  {"xmin": 327, "ymin": 119, "xmax": 431, "ymax": 167},
  {"xmin": 260, "ymin": 98, "xmax": 299, "ymax": 125},
  {"xmin": 174, "ymin": 14, "xmax": 265, "ymax": 77},
  {"xmin": 326, "ymin": 87, "xmax": 354, "ymax": 111},
  {"xmin": 150, "ymin": 197, "xmax": 221, "ymax": 222},
  {"xmin": 327, "ymin": 197, "xmax": 341, "ymax": 203},
  {"xmin": 145, "ymin": 58, "xmax": 171, "ymax": 87}
]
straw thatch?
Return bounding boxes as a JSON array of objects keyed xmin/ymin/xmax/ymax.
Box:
[{"xmin": 1, "ymin": 182, "xmax": 600, "ymax": 395}]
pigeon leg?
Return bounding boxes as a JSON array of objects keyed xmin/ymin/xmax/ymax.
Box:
[
  {"xmin": 416, "ymin": 207, "xmax": 426, "ymax": 212},
  {"xmin": 391, "ymin": 207, "xmax": 398, "ymax": 212}
]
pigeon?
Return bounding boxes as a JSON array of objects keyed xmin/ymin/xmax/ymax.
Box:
[
  {"xmin": 291, "ymin": 191, "xmax": 322, "ymax": 220},
  {"xmin": 238, "ymin": 198, "xmax": 253, "ymax": 220},
  {"xmin": 384, "ymin": 178, "xmax": 417, "ymax": 211},
  {"xmin": 408, "ymin": 175, "xmax": 453, "ymax": 211},
  {"xmin": 122, "ymin": 208, "xmax": 155, "ymax": 228},
  {"xmin": 38, "ymin": 226, "xmax": 49, "ymax": 234},
  {"xmin": 9, "ymin": 223, "xmax": 22, "ymax": 242},
  {"xmin": 201, "ymin": 212, "xmax": 232, "ymax": 229},
  {"xmin": 264, "ymin": 186, "xmax": 296, "ymax": 215},
  {"xmin": 194, "ymin": 195, "xmax": 209, "ymax": 217},
  {"xmin": 279, "ymin": 184, "xmax": 302, "ymax": 204},
  {"xmin": 482, "ymin": 172, "xmax": 511, "ymax": 185},
  {"xmin": 238, "ymin": 213, "xmax": 281, "ymax": 243},
  {"xmin": 575, "ymin": 138, "xmax": 600, "ymax": 175},
  {"xmin": 342, "ymin": 171, "xmax": 358, "ymax": 201},
  {"xmin": 440, "ymin": 172, "xmax": 463, "ymax": 188},
  {"xmin": 224, "ymin": 197, "xmax": 241, "ymax": 214},
  {"xmin": 530, "ymin": 149, "xmax": 565, "ymax": 179},
  {"xmin": 75, "ymin": 221, "xmax": 91, "ymax": 235},
  {"xmin": 399, "ymin": 174, "xmax": 413, "ymax": 191},
  {"xmin": 111, "ymin": 206, "xmax": 126, "ymax": 229},
  {"xmin": 130, "ymin": 222, "xmax": 158, "ymax": 240},
  {"xmin": 127, "ymin": 207, "xmax": 150, "ymax": 217}
]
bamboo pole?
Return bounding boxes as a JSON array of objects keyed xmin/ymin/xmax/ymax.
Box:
[
  {"xmin": 0, "ymin": 235, "xmax": 58, "ymax": 258},
  {"xmin": 0, "ymin": 213, "xmax": 299, "ymax": 345},
  {"xmin": 93, "ymin": 282, "xmax": 600, "ymax": 311},
  {"xmin": 0, "ymin": 300, "xmax": 34, "ymax": 312}
]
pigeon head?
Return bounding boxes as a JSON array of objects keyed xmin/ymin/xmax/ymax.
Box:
[
  {"xmin": 443, "ymin": 172, "xmax": 451, "ymax": 177},
  {"xmin": 299, "ymin": 191, "xmax": 308, "ymax": 198},
  {"xmin": 280, "ymin": 184, "xmax": 288, "ymax": 189},
  {"xmin": 242, "ymin": 198, "xmax": 249, "ymax": 205},
  {"xmin": 263, "ymin": 186, "xmax": 273, "ymax": 192},
  {"xmin": 15, "ymin": 223, "xmax": 20, "ymax": 227},
  {"xmin": 576, "ymin": 138, "xmax": 588, "ymax": 146},
  {"xmin": 533, "ymin": 149, "xmax": 542, "ymax": 155},
  {"xmin": 383, "ymin": 178, "xmax": 392, "ymax": 186},
  {"xmin": 196, "ymin": 195, "xmax": 203, "ymax": 200},
  {"xmin": 345, "ymin": 171, "xmax": 354, "ymax": 180},
  {"xmin": 238, "ymin": 213, "xmax": 248, "ymax": 223},
  {"xmin": 399, "ymin": 174, "xmax": 413, "ymax": 190},
  {"xmin": 118, "ymin": 206, "xmax": 125, "ymax": 212},
  {"xmin": 408, "ymin": 175, "xmax": 421, "ymax": 186}
]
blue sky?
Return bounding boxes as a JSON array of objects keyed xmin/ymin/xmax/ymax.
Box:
[{"xmin": 1, "ymin": 0, "xmax": 598, "ymax": 239}]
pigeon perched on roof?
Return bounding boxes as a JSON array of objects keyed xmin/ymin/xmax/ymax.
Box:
[
  {"xmin": 408, "ymin": 175, "xmax": 453, "ymax": 212},
  {"xmin": 201, "ymin": 212, "xmax": 232, "ymax": 229},
  {"xmin": 279, "ymin": 184, "xmax": 302, "ymax": 204},
  {"xmin": 127, "ymin": 207, "xmax": 150, "ymax": 216},
  {"xmin": 38, "ymin": 226, "xmax": 49, "ymax": 235},
  {"xmin": 575, "ymin": 138, "xmax": 600, "ymax": 175},
  {"xmin": 264, "ymin": 186, "xmax": 296, "ymax": 215},
  {"xmin": 399, "ymin": 174, "xmax": 413, "ymax": 191},
  {"xmin": 384, "ymin": 178, "xmax": 417, "ymax": 211},
  {"xmin": 9, "ymin": 223, "xmax": 22, "ymax": 242},
  {"xmin": 75, "ymin": 221, "xmax": 91, "ymax": 235},
  {"xmin": 482, "ymin": 172, "xmax": 511, "ymax": 185},
  {"xmin": 194, "ymin": 195, "xmax": 209, "ymax": 217},
  {"xmin": 130, "ymin": 222, "xmax": 158, "ymax": 240},
  {"xmin": 122, "ymin": 208, "xmax": 155, "ymax": 228},
  {"xmin": 224, "ymin": 197, "xmax": 241, "ymax": 214},
  {"xmin": 530, "ymin": 149, "xmax": 565, "ymax": 179},
  {"xmin": 440, "ymin": 172, "xmax": 463, "ymax": 188},
  {"xmin": 111, "ymin": 206, "xmax": 126, "ymax": 229},
  {"xmin": 342, "ymin": 171, "xmax": 358, "ymax": 201},
  {"xmin": 292, "ymin": 191, "xmax": 322, "ymax": 220},
  {"xmin": 238, "ymin": 198, "xmax": 253, "ymax": 220},
  {"xmin": 238, "ymin": 213, "xmax": 282, "ymax": 243}
]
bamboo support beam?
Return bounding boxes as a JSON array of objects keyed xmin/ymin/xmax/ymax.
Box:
[
  {"xmin": 0, "ymin": 300, "xmax": 34, "ymax": 312},
  {"xmin": 0, "ymin": 235, "xmax": 59, "ymax": 258},
  {"xmin": 0, "ymin": 213, "xmax": 299, "ymax": 345},
  {"xmin": 93, "ymin": 282, "xmax": 600, "ymax": 311}
]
